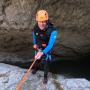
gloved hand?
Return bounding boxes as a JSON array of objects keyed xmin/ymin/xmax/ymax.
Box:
[{"xmin": 35, "ymin": 51, "xmax": 43, "ymax": 60}]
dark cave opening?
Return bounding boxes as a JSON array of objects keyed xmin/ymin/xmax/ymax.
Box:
[{"xmin": 2, "ymin": 55, "xmax": 90, "ymax": 81}]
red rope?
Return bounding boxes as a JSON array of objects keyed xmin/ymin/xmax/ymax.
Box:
[{"xmin": 16, "ymin": 59, "xmax": 37, "ymax": 90}]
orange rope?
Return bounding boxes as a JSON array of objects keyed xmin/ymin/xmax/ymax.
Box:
[{"xmin": 16, "ymin": 59, "xmax": 37, "ymax": 90}]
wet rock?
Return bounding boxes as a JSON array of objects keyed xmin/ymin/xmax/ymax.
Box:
[{"xmin": 0, "ymin": 63, "xmax": 90, "ymax": 90}]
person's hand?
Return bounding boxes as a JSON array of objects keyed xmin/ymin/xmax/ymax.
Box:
[
  {"xmin": 35, "ymin": 51, "xmax": 43, "ymax": 60},
  {"xmin": 33, "ymin": 44, "xmax": 38, "ymax": 50}
]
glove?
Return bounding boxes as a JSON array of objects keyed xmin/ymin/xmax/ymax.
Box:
[{"xmin": 35, "ymin": 51, "xmax": 43, "ymax": 60}]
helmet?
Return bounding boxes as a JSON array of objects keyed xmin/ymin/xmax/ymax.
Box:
[{"xmin": 36, "ymin": 10, "xmax": 49, "ymax": 21}]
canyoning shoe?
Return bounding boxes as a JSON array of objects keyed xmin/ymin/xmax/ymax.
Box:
[{"xmin": 43, "ymin": 77, "xmax": 48, "ymax": 84}]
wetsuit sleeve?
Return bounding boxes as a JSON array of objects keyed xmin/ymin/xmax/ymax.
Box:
[
  {"xmin": 32, "ymin": 32, "xmax": 37, "ymax": 44},
  {"xmin": 43, "ymin": 31, "xmax": 57, "ymax": 54}
]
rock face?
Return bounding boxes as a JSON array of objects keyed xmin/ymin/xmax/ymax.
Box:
[
  {"xmin": 0, "ymin": 0, "xmax": 90, "ymax": 62},
  {"xmin": 0, "ymin": 63, "xmax": 90, "ymax": 90}
]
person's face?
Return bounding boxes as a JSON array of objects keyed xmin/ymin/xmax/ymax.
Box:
[{"xmin": 37, "ymin": 21, "xmax": 47, "ymax": 30}]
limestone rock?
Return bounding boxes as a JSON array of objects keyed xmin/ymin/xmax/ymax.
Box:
[{"xmin": 0, "ymin": 0, "xmax": 89, "ymax": 62}]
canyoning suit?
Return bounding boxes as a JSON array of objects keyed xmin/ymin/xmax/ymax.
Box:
[{"xmin": 32, "ymin": 21, "xmax": 58, "ymax": 80}]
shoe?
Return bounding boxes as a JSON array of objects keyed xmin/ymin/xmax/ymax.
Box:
[{"xmin": 43, "ymin": 77, "xmax": 48, "ymax": 84}]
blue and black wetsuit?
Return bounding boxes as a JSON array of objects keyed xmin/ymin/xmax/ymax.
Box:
[
  {"xmin": 33, "ymin": 22, "xmax": 58, "ymax": 61},
  {"xmin": 32, "ymin": 21, "xmax": 58, "ymax": 78}
]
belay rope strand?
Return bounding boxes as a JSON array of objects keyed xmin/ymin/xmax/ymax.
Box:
[{"xmin": 16, "ymin": 59, "xmax": 37, "ymax": 90}]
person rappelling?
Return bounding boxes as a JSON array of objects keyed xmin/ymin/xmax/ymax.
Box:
[{"xmin": 32, "ymin": 10, "xmax": 58, "ymax": 84}]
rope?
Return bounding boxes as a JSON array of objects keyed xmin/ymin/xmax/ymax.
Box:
[{"xmin": 16, "ymin": 59, "xmax": 37, "ymax": 90}]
